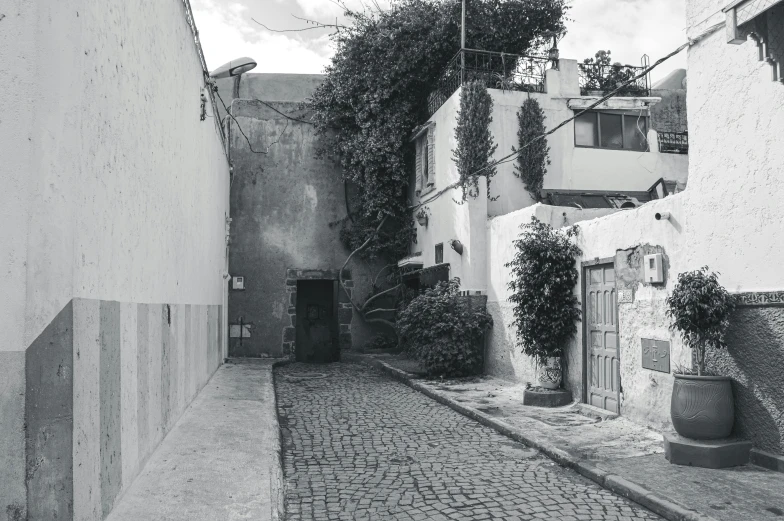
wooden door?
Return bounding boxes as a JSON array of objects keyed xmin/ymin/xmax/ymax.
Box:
[
  {"xmin": 295, "ymin": 280, "xmax": 339, "ymax": 363},
  {"xmin": 584, "ymin": 264, "xmax": 620, "ymax": 413}
]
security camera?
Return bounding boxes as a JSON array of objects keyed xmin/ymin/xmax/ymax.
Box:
[{"xmin": 655, "ymin": 211, "xmax": 671, "ymax": 221}]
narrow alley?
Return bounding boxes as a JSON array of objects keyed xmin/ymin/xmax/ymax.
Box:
[{"xmin": 275, "ymin": 363, "xmax": 663, "ymax": 521}]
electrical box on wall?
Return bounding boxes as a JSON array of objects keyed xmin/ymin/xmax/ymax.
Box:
[
  {"xmin": 643, "ymin": 254, "xmax": 664, "ymax": 283},
  {"xmin": 232, "ymin": 276, "xmax": 245, "ymax": 290}
]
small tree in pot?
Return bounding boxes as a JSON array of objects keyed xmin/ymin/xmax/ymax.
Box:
[
  {"xmin": 506, "ymin": 217, "xmax": 581, "ymax": 389},
  {"xmin": 666, "ymin": 267, "xmax": 737, "ymax": 439}
]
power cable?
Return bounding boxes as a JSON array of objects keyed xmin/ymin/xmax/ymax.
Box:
[{"xmin": 411, "ymin": 21, "xmax": 725, "ymax": 211}]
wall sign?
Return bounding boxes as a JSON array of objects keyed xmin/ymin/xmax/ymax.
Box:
[
  {"xmin": 735, "ymin": 291, "xmax": 784, "ymax": 307},
  {"xmin": 641, "ymin": 338, "xmax": 670, "ymax": 373},
  {"xmin": 618, "ymin": 289, "xmax": 634, "ymax": 303}
]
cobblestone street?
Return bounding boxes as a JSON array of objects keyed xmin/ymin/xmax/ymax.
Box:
[{"xmin": 276, "ymin": 363, "xmax": 663, "ymax": 521}]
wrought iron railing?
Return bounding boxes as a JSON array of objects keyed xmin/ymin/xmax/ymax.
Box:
[
  {"xmin": 427, "ymin": 49, "xmax": 550, "ymax": 115},
  {"xmin": 577, "ymin": 62, "xmax": 650, "ymax": 97},
  {"xmin": 657, "ymin": 131, "xmax": 689, "ymax": 154}
]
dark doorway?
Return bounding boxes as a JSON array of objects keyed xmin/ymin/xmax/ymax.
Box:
[{"xmin": 295, "ymin": 280, "xmax": 339, "ymax": 363}]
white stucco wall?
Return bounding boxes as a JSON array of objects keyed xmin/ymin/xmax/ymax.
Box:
[
  {"xmin": 412, "ymin": 88, "xmax": 487, "ymax": 291},
  {"xmin": 0, "ymin": 1, "xmax": 230, "ymax": 515},
  {"xmin": 484, "ymin": 0, "xmax": 784, "ymax": 431},
  {"xmin": 0, "ymin": 0, "xmax": 230, "ymax": 354},
  {"xmin": 484, "ymin": 204, "xmax": 618, "ymax": 383}
]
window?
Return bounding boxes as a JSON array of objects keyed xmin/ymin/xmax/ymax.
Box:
[
  {"xmin": 435, "ymin": 243, "xmax": 444, "ymax": 264},
  {"xmin": 414, "ymin": 124, "xmax": 436, "ymax": 194},
  {"xmin": 574, "ymin": 111, "xmax": 649, "ymax": 151},
  {"xmin": 725, "ymin": 0, "xmax": 784, "ymax": 81}
]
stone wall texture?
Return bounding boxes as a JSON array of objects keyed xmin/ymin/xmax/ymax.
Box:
[{"xmin": 227, "ymin": 92, "xmax": 386, "ymax": 358}]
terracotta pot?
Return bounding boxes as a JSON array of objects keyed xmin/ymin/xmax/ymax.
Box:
[
  {"xmin": 538, "ymin": 357, "xmax": 562, "ymax": 390},
  {"xmin": 671, "ymin": 374, "xmax": 734, "ymax": 440}
]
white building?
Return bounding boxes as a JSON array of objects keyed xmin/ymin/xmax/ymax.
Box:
[
  {"xmin": 483, "ymin": 0, "xmax": 784, "ymax": 458},
  {"xmin": 401, "ymin": 52, "xmax": 689, "ymax": 293}
]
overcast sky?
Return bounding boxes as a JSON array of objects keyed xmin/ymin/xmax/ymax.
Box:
[{"xmin": 192, "ymin": 0, "xmax": 687, "ymax": 83}]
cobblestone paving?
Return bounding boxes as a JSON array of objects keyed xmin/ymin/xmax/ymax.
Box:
[{"xmin": 276, "ymin": 363, "xmax": 663, "ymax": 521}]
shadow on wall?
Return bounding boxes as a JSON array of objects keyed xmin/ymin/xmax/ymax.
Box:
[{"xmin": 709, "ymin": 307, "xmax": 784, "ymax": 455}]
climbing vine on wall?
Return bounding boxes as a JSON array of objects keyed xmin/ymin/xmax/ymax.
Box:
[
  {"xmin": 452, "ymin": 80, "xmax": 498, "ymax": 201},
  {"xmin": 513, "ymin": 98, "xmax": 550, "ymax": 201},
  {"xmin": 309, "ymin": 0, "xmax": 568, "ymax": 259}
]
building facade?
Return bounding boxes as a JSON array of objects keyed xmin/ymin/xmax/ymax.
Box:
[
  {"xmin": 0, "ymin": 1, "xmax": 230, "ymax": 519},
  {"xmin": 487, "ymin": 0, "xmax": 784, "ymax": 457}
]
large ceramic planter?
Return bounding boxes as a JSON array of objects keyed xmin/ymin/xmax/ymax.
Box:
[
  {"xmin": 538, "ymin": 357, "xmax": 562, "ymax": 390},
  {"xmin": 671, "ymin": 374, "xmax": 734, "ymax": 440}
]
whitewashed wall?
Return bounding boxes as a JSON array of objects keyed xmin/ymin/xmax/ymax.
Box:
[{"xmin": 0, "ymin": 1, "xmax": 230, "ymax": 518}]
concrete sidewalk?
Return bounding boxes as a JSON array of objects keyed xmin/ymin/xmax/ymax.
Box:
[
  {"xmin": 348, "ymin": 352, "xmax": 784, "ymax": 521},
  {"xmin": 106, "ymin": 359, "xmax": 285, "ymax": 521}
]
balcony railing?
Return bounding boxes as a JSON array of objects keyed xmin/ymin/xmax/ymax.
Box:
[
  {"xmin": 657, "ymin": 131, "xmax": 689, "ymax": 154},
  {"xmin": 577, "ymin": 62, "xmax": 650, "ymax": 97},
  {"xmin": 427, "ymin": 49, "xmax": 550, "ymax": 115}
]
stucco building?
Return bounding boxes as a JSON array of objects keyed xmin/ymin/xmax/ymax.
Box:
[
  {"xmin": 482, "ymin": 0, "xmax": 784, "ymax": 461},
  {"xmin": 401, "ymin": 52, "xmax": 689, "ymax": 293}
]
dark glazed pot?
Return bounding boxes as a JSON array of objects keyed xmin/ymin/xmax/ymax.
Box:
[{"xmin": 671, "ymin": 374, "xmax": 734, "ymax": 440}]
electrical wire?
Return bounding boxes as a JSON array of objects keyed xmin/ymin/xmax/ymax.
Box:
[
  {"xmin": 411, "ymin": 21, "xmax": 725, "ymax": 211},
  {"xmin": 215, "ymin": 90, "xmax": 268, "ymax": 154}
]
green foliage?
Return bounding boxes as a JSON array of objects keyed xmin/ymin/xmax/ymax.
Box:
[
  {"xmin": 397, "ymin": 278, "xmax": 493, "ymax": 377},
  {"xmin": 513, "ymin": 98, "xmax": 550, "ymax": 201},
  {"xmin": 453, "ymin": 81, "xmax": 498, "ymax": 200},
  {"xmin": 309, "ymin": 0, "xmax": 568, "ymax": 259},
  {"xmin": 666, "ymin": 267, "xmax": 737, "ymax": 376},
  {"xmin": 581, "ymin": 50, "xmax": 647, "ymax": 96},
  {"xmin": 506, "ymin": 217, "xmax": 581, "ymax": 364}
]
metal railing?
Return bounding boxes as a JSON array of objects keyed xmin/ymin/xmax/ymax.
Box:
[
  {"xmin": 577, "ymin": 62, "xmax": 650, "ymax": 97},
  {"xmin": 657, "ymin": 131, "xmax": 689, "ymax": 154},
  {"xmin": 427, "ymin": 49, "xmax": 550, "ymax": 115}
]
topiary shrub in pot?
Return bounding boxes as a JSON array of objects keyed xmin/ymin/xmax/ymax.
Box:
[
  {"xmin": 506, "ymin": 217, "xmax": 582, "ymax": 389},
  {"xmin": 396, "ymin": 278, "xmax": 493, "ymax": 377},
  {"xmin": 666, "ymin": 267, "xmax": 737, "ymax": 439}
]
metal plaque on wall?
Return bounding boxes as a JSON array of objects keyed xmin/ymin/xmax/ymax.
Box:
[{"xmin": 641, "ymin": 338, "xmax": 670, "ymax": 373}]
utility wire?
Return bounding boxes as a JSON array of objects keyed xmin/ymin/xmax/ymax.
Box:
[
  {"xmin": 215, "ymin": 90, "xmax": 268, "ymax": 154},
  {"xmin": 411, "ymin": 21, "xmax": 725, "ymax": 211}
]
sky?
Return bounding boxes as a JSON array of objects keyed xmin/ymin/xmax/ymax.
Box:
[{"xmin": 191, "ymin": 0, "xmax": 688, "ymax": 83}]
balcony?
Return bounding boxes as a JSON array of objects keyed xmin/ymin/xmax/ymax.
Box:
[
  {"xmin": 577, "ymin": 62, "xmax": 650, "ymax": 97},
  {"xmin": 657, "ymin": 131, "xmax": 688, "ymax": 154},
  {"xmin": 427, "ymin": 49, "xmax": 551, "ymax": 115}
]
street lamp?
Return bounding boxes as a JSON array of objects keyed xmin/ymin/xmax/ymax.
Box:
[{"xmin": 209, "ymin": 57, "xmax": 257, "ymax": 79}]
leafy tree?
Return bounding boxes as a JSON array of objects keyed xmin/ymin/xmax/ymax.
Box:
[
  {"xmin": 513, "ymin": 98, "xmax": 550, "ymax": 201},
  {"xmin": 453, "ymin": 81, "xmax": 497, "ymax": 200},
  {"xmin": 310, "ymin": 0, "xmax": 568, "ymax": 260},
  {"xmin": 505, "ymin": 217, "xmax": 581, "ymax": 364},
  {"xmin": 580, "ymin": 50, "xmax": 647, "ymax": 96},
  {"xmin": 396, "ymin": 278, "xmax": 493, "ymax": 376},
  {"xmin": 666, "ymin": 267, "xmax": 737, "ymax": 376}
]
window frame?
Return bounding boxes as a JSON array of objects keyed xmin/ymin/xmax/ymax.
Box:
[
  {"xmin": 435, "ymin": 243, "xmax": 444, "ymax": 264},
  {"xmin": 573, "ymin": 110, "xmax": 650, "ymax": 152}
]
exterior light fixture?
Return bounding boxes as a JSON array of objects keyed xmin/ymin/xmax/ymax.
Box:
[
  {"xmin": 542, "ymin": 31, "xmax": 562, "ymax": 70},
  {"xmin": 209, "ymin": 57, "xmax": 257, "ymax": 79},
  {"xmin": 450, "ymin": 239, "xmax": 464, "ymax": 255}
]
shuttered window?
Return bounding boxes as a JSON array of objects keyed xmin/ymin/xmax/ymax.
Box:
[{"xmin": 414, "ymin": 124, "xmax": 436, "ymax": 195}]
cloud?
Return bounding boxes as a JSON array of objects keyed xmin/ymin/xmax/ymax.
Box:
[
  {"xmin": 192, "ymin": 0, "xmax": 335, "ymax": 74},
  {"xmin": 560, "ymin": 0, "xmax": 687, "ymax": 82}
]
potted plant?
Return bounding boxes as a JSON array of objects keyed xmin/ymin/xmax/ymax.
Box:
[
  {"xmin": 506, "ymin": 217, "xmax": 582, "ymax": 390},
  {"xmin": 415, "ymin": 207, "xmax": 429, "ymax": 227},
  {"xmin": 666, "ymin": 267, "xmax": 737, "ymax": 439}
]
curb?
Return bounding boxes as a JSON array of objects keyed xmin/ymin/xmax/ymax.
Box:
[
  {"xmin": 269, "ymin": 359, "xmax": 292, "ymax": 521},
  {"xmin": 347, "ymin": 354, "xmax": 719, "ymax": 521}
]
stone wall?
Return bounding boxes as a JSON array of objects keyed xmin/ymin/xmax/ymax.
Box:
[{"xmin": 227, "ymin": 92, "xmax": 386, "ymax": 358}]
